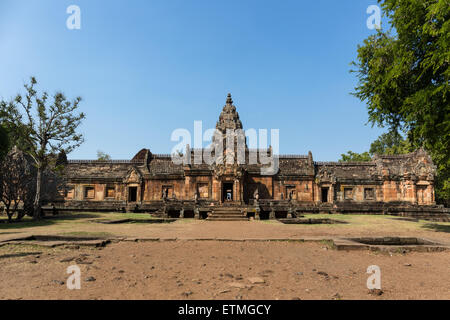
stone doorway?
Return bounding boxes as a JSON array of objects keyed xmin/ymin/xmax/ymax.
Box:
[
  {"xmin": 128, "ymin": 187, "xmax": 137, "ymax": 202},
  {"xmin": 222, "ymin": 182, "xmax": 234, "ymax": 202},
  {"xmin": 417, "ymin": 185, "xmax": 427, "ymax": 205},
  {"xmin": 321, "ymin": 187, "xmax": 329, "ymax": 203}
]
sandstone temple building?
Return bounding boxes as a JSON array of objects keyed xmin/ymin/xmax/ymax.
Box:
[{"xmin": 58, "ymin": 94, "xmax": 443, "ymax": 220}]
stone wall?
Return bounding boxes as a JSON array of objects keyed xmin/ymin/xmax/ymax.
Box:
[{"xmin": 58, "ymin": 148, "xmax": 439, "ymax": 214}]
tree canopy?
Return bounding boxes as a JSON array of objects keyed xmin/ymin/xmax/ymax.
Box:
[
  {"xmin": 97, "ymin": 150, "xmax": 111, "ymax": 161},
  {"xmin": 351, "ymin": 0, "xmax": 449, "ymax": 203},
  {"xmin": 0, "ymin": 77, "xmax": 85, "ymax": 218},
  {"xmin": 369, "ymin": 130, "xmax": 411, "ymax": 155},
  {"xmin": 0, "ymin": 125, "xmax": 8, "ymax": 160},
  {"xmin": 339, "ymin": 151, "xmax": 372, "ymax": 162}
]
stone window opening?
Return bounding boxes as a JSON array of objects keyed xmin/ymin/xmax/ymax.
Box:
[
  {"xmin": 197, "ymin": 183, "xmax": 209, "ymax": 199},
  {"xmin": 66, "ymin": 186, "xmax": 75, "ymax": 199},
  {"xmin": 162, "ymin": 186, "xmax": 174, "ymax": 199},
  {"xmin": 105, "ymin": 186, "xmax": 115, "ymax": 199},
  {"xmin": 364, "ymin": 188, "xmax": 375, "ymax": 200},
  {"xmin": 84, "ymin": 186, "xmax": 95, "ymax": 199},
  {"xmin": 344, "ymin": 188, "xmax": 354, "ymax": 200},
  {"xmin": 286, "ymin": 186, "xmax": 296, "ymax": 200}
]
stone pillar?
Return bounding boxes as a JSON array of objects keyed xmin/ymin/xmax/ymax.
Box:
[
  {"xmin": 194, "ymin": 207, "xmax": 200, "ymax": 219},
  {"xmin": 287, "ymin": 204, "xmax": 293, "ymax": 219},
  {"xmin": 184, "ymin": 176, "xmax": 191, "ymax": 200},
  {"xmin": 254, "ymin": 206, "xmax": 260, "ymax": 220},
  {"xmin": 234, "ymin": 179, "xmax": 239, "ymax": 202},
  {"xmin": 162, "ymin": 204, "xmax": 168, "ymax": 218},
  {"xmin": 431, "ymin": 184, "xmax": 435, "ymax": 204},
  {"xmin": 212, "ymin": 179, "xmax": 220, "ymax": 202},
  {"xmin": 269, "ymin": 208, "xmax": 275, "ymax": 220},
  {"xmin": 269, "ymin": 202, "xmax": 275, "ymax": 219},
  {"xmin": 254, "ymin": 198, "xmax": 260, "ymax": 220},
  {"xmin": 209, "ymin": 176, "xmax": 213, "ymax": 200}
]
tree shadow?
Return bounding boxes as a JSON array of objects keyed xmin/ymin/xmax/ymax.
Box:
[
  {"xmin": 0, "ymin": 219, "xmax": 55, "ymax": 230},
  {"xmin": 422, "ymin": 223, "xmax": 450, "ymax": 233},
  {"xmin": 0, "ymin": 252, "xmax": 42, "ymax": 260},
  {"xmin": 0, "ymin": 213, "xmax": 100, "ymax": 230},
  {"xmin": 42, "ymin": 213, "xmax": 100, "ymax": 221}
]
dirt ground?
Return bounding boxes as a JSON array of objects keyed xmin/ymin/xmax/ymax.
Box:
[
  {"xmin": 0, "ymin": 214, "xmax": 449, "ymax": 300},
  {"xmin": 0, "ymin": 240, "xmax": 449, "ymax": 300}
]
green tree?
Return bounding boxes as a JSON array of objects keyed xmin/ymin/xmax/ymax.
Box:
[
  {"xmin": 0, "ymin": 125, "xmax": 8, "ymax": 160},
  {"xmin": 0, "ymin": 147, "xmax": 35, "ymax": 222},
  {"xmin": 340, "ymin": 130, "xmax": 411, "ymax": 162},
  {"xmin": 369, "ymin": 130, "xmax": 411, "ymax": 155},
  {"xmin": 0, "ymin": 77, "xmax": 85, "ymax": 219},
  {"xmin": 97, "ymin": 150, "xmax": 111, "ymax": 161},
  {"xmin": 339, "ymin": 151, "xmax": 372, "ymax": 162},
  {"xmin": 351, "ymin": 0, "xmax": 449, "ymax": 203}
]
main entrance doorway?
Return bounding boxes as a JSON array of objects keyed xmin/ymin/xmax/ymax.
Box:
[{"xmin": 222, "ymin": 182, "xmax": 234, "ymax": 202}]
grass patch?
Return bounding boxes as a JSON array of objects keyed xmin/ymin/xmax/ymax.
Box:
[
  {"xmin": 320, "ymin": 239, "xmax": 336, "ymax": 249},
  {"xmin": 56, "ymin": 231, "xmax": 115, "ymax": 238}
]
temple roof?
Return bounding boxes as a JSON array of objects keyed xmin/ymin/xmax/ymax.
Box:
[{"xmin": 216, "ymin": 93, "xmax": 243, "ymax": 132}]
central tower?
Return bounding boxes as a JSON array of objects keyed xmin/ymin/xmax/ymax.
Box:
[
  {"xmin": 212, "ymin": 94, "xmax": 247, "ymax": 203},
  {"xmin": 216, "ymin": 93, "xmax": 243, "ymax": 132}
]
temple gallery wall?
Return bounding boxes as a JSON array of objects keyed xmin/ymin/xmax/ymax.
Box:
[{"xmin": 49, "ymin": 94, "xmax": 447, "ymax": 220}]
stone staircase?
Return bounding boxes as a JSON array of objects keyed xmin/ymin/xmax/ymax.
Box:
[{"xmin": 207, "ymin": 206, "xmax": 248, "ymax": 221}]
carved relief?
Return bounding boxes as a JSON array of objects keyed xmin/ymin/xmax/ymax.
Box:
[
  {"xmin": 123, "ymin": 167, "xmax": 142, "ymax": 184},
  {"xmin": 317, "ymin": 167, "xmax": 336, "ymax": 184}
]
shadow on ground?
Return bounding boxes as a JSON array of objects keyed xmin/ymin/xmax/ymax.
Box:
[
  {"xmin": 0, "ymin": 252, "xmax": 43, "ymax": 260},
  {"xmin": 0, "ymin": 213, "xmax": 99, "ymax": 230},
  {"xmin": 422, "ymin": 223, "xmax": 450, "ymax": 233}
]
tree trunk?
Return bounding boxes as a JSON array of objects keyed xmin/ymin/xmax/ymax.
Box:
[
  {"xmin": 6, "ymin": 205, "xmax": 12, "ymax": 222},
  {"xmin": 33, "ymin": 167, "xmax": 42, "ymax": 220}
]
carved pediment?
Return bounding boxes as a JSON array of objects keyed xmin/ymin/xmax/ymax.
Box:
[
  {"xmin": 414, "ymin": 162, "xmax": 434, "ymax": 181},
  {"xmin": 213, "ymin": 164, "xmax": 244, "ymax": 180},
  {"xmin": 124, "ymin": 167, "xmax": 142, "ymax": 184},
  {"xmin": 317, "ymin": 167, "xmax": 335, "ymax": 183}
]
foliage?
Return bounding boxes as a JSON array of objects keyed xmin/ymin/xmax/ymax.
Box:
[
  {"xmin": 0, "ymin": 148, "xmax": 35, "ymax": 222},
  {"xmin": 0, "ymin": 125, "xmax": 8, "ymax": 160},
  {"xmin": 0, "ymin": 77, "xmax": 85, "ymax": 219},
  {"xmin": 339, "ymin": 151, "xmax": 372, "ymax": 162},
  {"xmin": 96, "ymin": 150, "xmax": 111, "ymax": 161},
  {"xmin": 369, "ymin": 130, "xmax": 411, "ymax": 155},
  {"xmin": 351, "ymin": 0, "xmax": 449, "ymax": 203}
]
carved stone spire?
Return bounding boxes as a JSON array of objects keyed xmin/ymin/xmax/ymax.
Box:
[
  {"xmin": 216, "ymin": 93, "xmax": 243, "ymax": 133},
  {"xmin": 226, "ymin": 93, "xmax": 233, "ymax": 105}
]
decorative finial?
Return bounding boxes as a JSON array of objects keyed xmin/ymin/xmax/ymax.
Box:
[{"xmin": 226, "ymin": 93, "xmax": 233, "ymax": 105}]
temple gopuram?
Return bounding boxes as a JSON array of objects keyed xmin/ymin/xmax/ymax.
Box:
[{"xmin": 57, "ymin": 94, "xmax": 446, "ymax": 220}]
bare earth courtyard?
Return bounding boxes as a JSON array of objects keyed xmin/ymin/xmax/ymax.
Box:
[{"xmin": 0, "ymin": 213, "xmax": 449, "ymax": 300}]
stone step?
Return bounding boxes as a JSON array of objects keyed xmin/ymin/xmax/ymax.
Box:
[
  {"xmin": 212, "ymin": 207, "xmax": 245, "ymax": 211},
  {"xmin": 212, "ymin": 211, "xmax": 244, "ymax": 215},
  {"xmin": 207, "ymin": 216, "xmax": 249, "ymax": 221},
  {"xmin": 209, "ymin": 214, "xmax": 246, "ymax": 219},
  {"xmin": 207, "ymin": 208, "xmax": 248, "ymax": 221}
]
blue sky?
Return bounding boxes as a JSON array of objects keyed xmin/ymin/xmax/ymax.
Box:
[{"xmin": 0, "ymin": 0, "xmax": 389, "ymax": 161}]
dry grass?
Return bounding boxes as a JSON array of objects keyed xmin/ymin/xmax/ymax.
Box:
[{"xmin": 0, "ymin": 212, "xmax": 449, "ymax": 243}]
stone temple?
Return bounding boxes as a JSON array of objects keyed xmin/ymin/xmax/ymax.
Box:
[{"xmin": 58, "ymin": 94, "xmax": 444, "ymax": 220}]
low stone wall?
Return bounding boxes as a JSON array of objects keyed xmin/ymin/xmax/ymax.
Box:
[{"xmin": 51, "ymin": 199, "xmax": 450, "ymax": 221}]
